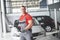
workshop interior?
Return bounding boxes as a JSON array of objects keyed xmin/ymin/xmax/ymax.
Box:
[{"xmin": 0, "ymin": 0, "xmax": 60, "ymax": 40}]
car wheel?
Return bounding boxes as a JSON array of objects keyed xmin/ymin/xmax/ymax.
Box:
[{"xmin": 45, "ymin": 26, "xmax": 52, "ymax": 32}]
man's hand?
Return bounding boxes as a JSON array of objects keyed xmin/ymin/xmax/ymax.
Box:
[{"xmin": 21, "ymin": 29, "xmax": 26, "ymax": 33}]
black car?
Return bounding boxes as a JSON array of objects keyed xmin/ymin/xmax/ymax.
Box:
[{"xmin": 33, "ymin": 16, "xmax": 60, "ymax": 32}]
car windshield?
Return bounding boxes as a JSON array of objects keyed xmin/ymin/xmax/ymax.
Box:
[
  {"xmin": 33, "ymin": 16, "xmax": 42, "ymax": 23},
  {"xmin": 33, "ymin": 18, "xmax": 39, "ymax": 25}
]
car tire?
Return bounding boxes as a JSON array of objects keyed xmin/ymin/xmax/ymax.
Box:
[{"xmin": 45, "ymin": 26, "xmax": 52, "ymax": 32}]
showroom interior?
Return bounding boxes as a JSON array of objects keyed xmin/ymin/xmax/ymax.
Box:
[{"xmin": 0, "ymin": 0, "xmax": 60, "ymax": 40}]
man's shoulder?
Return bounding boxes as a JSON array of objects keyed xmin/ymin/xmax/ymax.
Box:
[
  {"xmin": 26, "ymin": 13, "xmax": 32, "ymax": 17},
  {"xmin": 25, "ymin": 13, "xmax": 32, "ymax": 20}
]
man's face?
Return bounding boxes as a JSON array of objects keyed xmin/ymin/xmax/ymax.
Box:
[{"xmin": 21, "ymin": 7, "xmax": 26, "ymax": 13}]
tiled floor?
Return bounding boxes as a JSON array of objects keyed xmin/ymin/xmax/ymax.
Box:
[
  {"xmin": 2, "ymin": 33, "xmax": 60, "ymax": 40},
  {"xmin": 1, "ymin": 26, "xmax": 60, "ymax": 40},
  {"xmin": 35, "ymin": 35, "xmax": 60, "ymax": 40}
]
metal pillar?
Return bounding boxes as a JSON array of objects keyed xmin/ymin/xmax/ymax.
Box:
[
  {"xmin": 0, "ymin": 0, "xmax": 2, "ymax": 40},
  {"xmin": 54, "ymin": 9, "xmax": 58, "ymax": 30},
  {"xmin": 0, "ymin": 11, "xmax": 2, "ymax": 40},
  {"xmin": 1, "ymin": 0, "xmax": 6, "ymax": 38}
]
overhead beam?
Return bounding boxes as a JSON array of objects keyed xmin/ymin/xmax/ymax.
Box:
[{"xmin": 48, "ymin": 2, "xmax": 60, "ymax": 9}]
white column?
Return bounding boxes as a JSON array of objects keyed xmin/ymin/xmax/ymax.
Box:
[
  {"xmin": 1, "ymin": 0, "xmax": 6, "ymax": 38},
  {"xmin": 54, "ymin": 9, "xmax": 57, "ymax": 30},
  {"xmin": 0, "ymin": 0, "xmax": 3, "ymax": 40},
  {"xmin": 0, "ymin": 11, "xmax": 2, "ymax": 40}
]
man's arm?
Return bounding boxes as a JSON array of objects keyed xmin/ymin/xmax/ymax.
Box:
[{"xmin": 25, "ymin": 20, "xmax": 33, "ymax": 31}]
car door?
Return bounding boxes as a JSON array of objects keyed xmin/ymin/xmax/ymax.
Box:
[{"xmin": 32, "ymin": 18, "xmax": 44, "ymax": 34}]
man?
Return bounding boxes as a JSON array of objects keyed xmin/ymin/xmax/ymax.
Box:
[{"xmin": 19, "ymin": 6, "xmax": 33, "ymax": 40}]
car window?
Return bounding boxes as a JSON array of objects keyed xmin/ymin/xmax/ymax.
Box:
[{"xmin": 37, "ymin": 17, "xmax": 42, "ymax": 21}]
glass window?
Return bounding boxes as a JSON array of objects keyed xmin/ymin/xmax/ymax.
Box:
[
  {"xmin": 40, "ymin": 0, "xmax": 47, "ymax": 8},
  {"xmin": 5, "ymin": 0, "xmax": 48, "ymax": 14},
  {"xmin": 37, "ymin": 17, "xmax": 41, "ymax": 21},
  {"xmin": 5, "ymin": 0, "xmax": 40, "ymax": 14}
]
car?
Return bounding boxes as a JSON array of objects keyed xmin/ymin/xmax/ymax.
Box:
[
  {"xmin": 14, "ymin": 17, "xmax": 44, "ymax": 34},
  {"xmin": 33, "ymin": 16, "xmax": 60, "ymax": 32}
]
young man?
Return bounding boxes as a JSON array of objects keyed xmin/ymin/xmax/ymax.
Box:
[{"xmin": 19, "ymin": 6, "xmax": 33, "ymax": 40}]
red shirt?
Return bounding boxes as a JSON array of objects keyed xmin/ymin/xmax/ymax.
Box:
[{"xmin": 19, "ymin": 13, "xmax": 32, "ymax": 25}]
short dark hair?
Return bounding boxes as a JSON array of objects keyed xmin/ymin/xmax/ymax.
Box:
[{"xmin": 21, "ymin": 6, "xmax": 26, "ymax": 8}]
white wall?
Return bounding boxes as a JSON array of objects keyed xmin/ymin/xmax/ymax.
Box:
[
  {"xmin": 47, "ymin": 0, "xmax": 53, "ymax": 5},
  {"xmin": 6, "ymin": 7, "xmax": 49, "ymax": 25},
  {"xmin": 54, "ymin": 0, "xmax": 59, "ymax": 3},
  {"xmin": 6, "ymin": 11, "xmax": 49, "ymax": 25}
]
